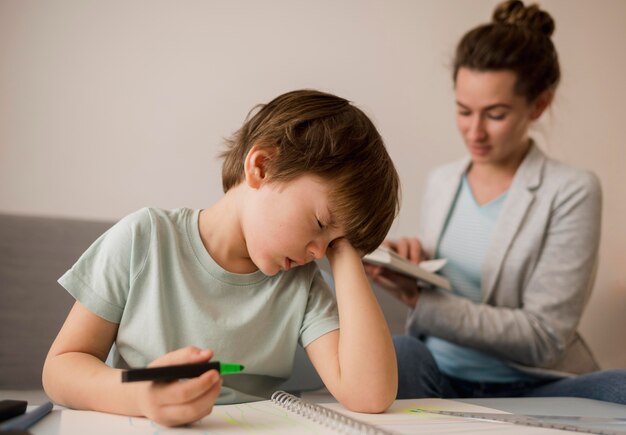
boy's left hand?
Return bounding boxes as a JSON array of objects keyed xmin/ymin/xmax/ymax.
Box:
[{"xmin": 325, "ymin": 238, "xmax": 359, "ymax": 266}]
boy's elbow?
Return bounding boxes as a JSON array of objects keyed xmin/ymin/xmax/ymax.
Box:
[
  {"xmin": 42, "ymin": 354, "xmax": 67, "ymax": 405},
  {"xmin": 41, "ymin": 357, "xmax": 57, "ymax": 401},
  {"xmin": 335, "ymin": 367, "xmax": 398, "ymax": 413},
  {"xmin": 339, "ymin": 387, "xmax": 396, "ymax": 414}
]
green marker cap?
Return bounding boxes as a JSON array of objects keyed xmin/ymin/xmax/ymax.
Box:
[{"xmin": 220, "ymin": 362, "xmax": 244, "ymax": 375}]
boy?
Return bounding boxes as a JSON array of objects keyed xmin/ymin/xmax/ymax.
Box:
[{"xmin": 43, "ymin": 89, "xmax": 400, "ymax": 426}]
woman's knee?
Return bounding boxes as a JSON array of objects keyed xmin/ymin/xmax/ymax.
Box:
[
  {"xmin": 531, "ymin": 369, "xmax": 626, "ymax": 405},
  {"xmin": 392, "ymin": 335, "xmax": 445, "ymax": 398},
  {"xmin": 590, "ymin": 369, "xmax": 626, "ymax": 405},
  {"xmin": 393, "ymin": 335, "xmax": 436, "ymax": 363}
]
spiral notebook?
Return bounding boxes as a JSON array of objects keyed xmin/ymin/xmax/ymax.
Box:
[
  {"xmin": 61, "ymin": 390, "xmax": 392, "ymax": 434},
  {"xmin": 60, "ymin": 391, "xmax": 584, "ymax": 434},
  {"xmin": 269, "ymin": 390, "xmax": 393, "ymax": 434}
]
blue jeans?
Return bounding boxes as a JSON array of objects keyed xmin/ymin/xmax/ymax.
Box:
[{"xmin": 394, "ymin": 335, "xmax": 626, "ymax": 405}]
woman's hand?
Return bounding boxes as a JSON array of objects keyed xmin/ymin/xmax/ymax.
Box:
[
  {"xmin": 136, "ymin": 346, "xmax": 222, "ymax": 427},
  {"xmin": 385, "ymin": 237, "xmax": 426, "ymax": 264},
  {"xmin": 364, "ymin": 237, "xmax": 426, "ymax": 309}
]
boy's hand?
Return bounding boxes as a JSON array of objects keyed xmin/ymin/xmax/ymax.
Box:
[
  {"xmin": 325, "ymin": 237, "xmax": 359, "ymax": 267},
  {"xmin": 135, "ymin": 346, "xmax": 222, "ymax": 427}
]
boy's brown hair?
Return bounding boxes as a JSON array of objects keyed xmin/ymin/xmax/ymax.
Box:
[{"xmin": 221, "ymin": 89, "xmax": 400, "ymax": 254}]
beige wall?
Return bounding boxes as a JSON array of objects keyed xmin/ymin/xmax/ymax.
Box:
[{"xmin": 1, "ymin": 0, "xmax": 625, "ymax": 368}]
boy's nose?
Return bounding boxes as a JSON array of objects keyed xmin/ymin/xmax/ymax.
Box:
[{"xmin": 308, "ymin": 239, "xmax": 327, "ymax": 260}]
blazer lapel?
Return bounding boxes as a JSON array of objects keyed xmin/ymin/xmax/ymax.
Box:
[
  {"xmin": 423, "ymin": 159, "xmax": 468, "ymax": 254},
  {"xmin": 482, "ymin": 144, "xmax": 545, "ymax": 302}
]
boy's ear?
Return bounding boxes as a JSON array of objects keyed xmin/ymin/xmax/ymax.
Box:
[
  {"xmin": 244, "ymin": 143, "xmax": 277, "ymax": 189},
  {"xmin": 530, "ymin": 89, "xmax": 554, "ymax": 121}
]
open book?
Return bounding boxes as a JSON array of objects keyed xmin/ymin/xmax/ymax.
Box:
[{"xmin": 363, "ymin": 246, "xmax": 451, "ymax": 290}]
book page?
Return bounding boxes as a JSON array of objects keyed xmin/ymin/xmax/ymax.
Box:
[{"xmin": 419, "ymin": 258, "xmax": 447, "ymax": 272}]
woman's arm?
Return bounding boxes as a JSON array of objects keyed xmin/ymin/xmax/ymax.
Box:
[
  {"xmin": 410, "ymin": 171, "xmax": 602, "ymax": 367},
  {"xmin": 305, "ymin": 239, "xmax": 397, "ymax": 413}
]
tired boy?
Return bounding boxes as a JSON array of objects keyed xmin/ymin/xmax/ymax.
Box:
[{"xmin": 43, "ymin": 89, "xmax": 400, "ymax": 426}]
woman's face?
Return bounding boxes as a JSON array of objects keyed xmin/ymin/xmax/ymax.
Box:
[{"xmin": 455, "ymin": 67, "xmax": 542, "ymax": 168}]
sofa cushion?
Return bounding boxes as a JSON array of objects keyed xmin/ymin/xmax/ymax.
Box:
[{"xmin": 0, "ymin": 213, "xmax": 112, "ymax": 389}]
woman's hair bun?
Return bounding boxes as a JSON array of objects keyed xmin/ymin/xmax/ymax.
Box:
[{"xmin": 492, "ymin": 0, "xmax": 555, "ymax": 37}]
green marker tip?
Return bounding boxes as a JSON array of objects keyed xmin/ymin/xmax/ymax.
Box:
[{"xmin": 220, "ymin": 363, "xmax": 244, "ymax": 375}]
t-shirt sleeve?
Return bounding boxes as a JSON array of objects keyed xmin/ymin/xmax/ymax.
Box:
[
  {"xmin": 299, "ymin": 265, "xmax": 339, "ymax": 348},
  {"xmin": 58, "ymin": 208, "xmax": 152, "ymax": 323}
]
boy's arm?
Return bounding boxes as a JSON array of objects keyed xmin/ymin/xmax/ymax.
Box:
[
  {"xmin": 305, "ymin": 239, "xmax": 397, "ymax": 413},
  {"xmin": 42, "ymin": 301, "xmax": 222, "ymax": 426}
]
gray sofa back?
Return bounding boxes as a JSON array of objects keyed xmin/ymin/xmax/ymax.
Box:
[{"xmin": 0, "ymin": 213, "xmax": 112, "ymax": 389}]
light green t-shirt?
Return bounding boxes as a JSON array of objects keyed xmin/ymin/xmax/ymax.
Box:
[{"xmin": 58, "ymin": 207, "xmax": 339, "ymax": 403}]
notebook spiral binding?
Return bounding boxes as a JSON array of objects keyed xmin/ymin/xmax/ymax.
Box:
[{"xmin": 270, "ymin": 390, "xmax": 396, "ymax": 435}]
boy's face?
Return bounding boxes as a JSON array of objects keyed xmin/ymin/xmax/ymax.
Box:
[{"xmin": 241, "ymin": 173, "xmax": 346, "ymax": 276}]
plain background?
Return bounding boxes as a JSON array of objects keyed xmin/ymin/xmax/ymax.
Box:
[{"xmin": 1, "ymin": 0, "xmax": 624, "ymax": 369}]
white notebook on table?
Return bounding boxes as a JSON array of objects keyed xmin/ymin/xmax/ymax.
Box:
[{"xmin": 59, "ymin": 390, "xmax": 573, "ymax": 434}]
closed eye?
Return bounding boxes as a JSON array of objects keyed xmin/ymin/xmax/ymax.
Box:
[
  {"xmin": 316, "ymin": 219, "xmax": 324, "ymax": 229},
  {"xmin": 487, "ymin": 112, "xmax": 507, "ymax": 120}
]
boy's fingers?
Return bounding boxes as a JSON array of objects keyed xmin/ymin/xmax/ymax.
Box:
[
  {"xmin": 154, "ymin": 369, "xmax": 221, "ymax": 406},
  {"xmin": 155, "ymin": 376, "xmax": 223, "ymax": 426},
  {"xmin": 149, "ymin": 346, "xmax": 213, "ymax": 368},
  {"xmin": 183, "ymin": 376, "xmax": 223, "ymax": 419}
]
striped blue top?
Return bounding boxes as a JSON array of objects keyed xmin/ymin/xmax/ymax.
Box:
[{"xmin": 425, "ymin": 175, "xmax": 534, "ymax": 382}]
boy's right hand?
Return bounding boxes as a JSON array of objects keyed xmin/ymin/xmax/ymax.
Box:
[{"xmin": 135, "ymin": 346, "xmax": 222, "ymax": 427}]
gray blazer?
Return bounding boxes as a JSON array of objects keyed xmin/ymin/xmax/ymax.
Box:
[{"xmin": 407, "ymin": 143, "xmax": 602, "ymax": 377}]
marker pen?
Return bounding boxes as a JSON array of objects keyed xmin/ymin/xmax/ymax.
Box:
[{"xmin": 121, "ymin": 361, "xmax": 244, "ymax": 382}]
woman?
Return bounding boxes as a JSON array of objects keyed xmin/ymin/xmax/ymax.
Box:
[{"xmin": 367, "ymin": 0, "xmax": 626, "ymax": 403}]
